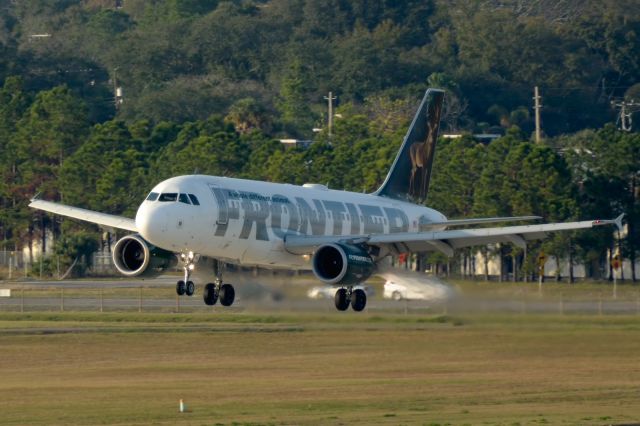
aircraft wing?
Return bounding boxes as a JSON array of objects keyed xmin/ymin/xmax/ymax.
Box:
[
  {"xmin": 29, "ymin": 199, "xmax": 137, "ymax": 233},
  {"xmin": 422, "ymin": 215, "xmax": 541, "ymax": 229},
  {"xmin": 284, "ymin": 215, "xmax": 624, "ymax": 257}
]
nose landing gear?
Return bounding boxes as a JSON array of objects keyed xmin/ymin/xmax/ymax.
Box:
[
  {"xmin": 176, "ymin": 251, "xmax": 197, "ymax": 297},
  {"xmin": 176, "ymin": 279, "xmax": 195, "ymax": 296},
  {"xmin": 334, "ymin": 286, "xmax": 367, "ymax": 312}
]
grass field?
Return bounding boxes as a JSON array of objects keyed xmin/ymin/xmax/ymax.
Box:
[{"xmin": 1, "ymin": 312, "xmax": 640, "ymax": 425}]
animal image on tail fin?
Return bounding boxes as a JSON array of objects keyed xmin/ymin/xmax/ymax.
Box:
[{"xmin": 375, "ymin": 89, "xmax": 444, "ymax": 203}]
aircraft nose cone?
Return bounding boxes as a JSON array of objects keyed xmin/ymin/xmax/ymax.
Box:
[{"xmin": 135, "ymin": 203, "xmax": 166, "ymax": 244}]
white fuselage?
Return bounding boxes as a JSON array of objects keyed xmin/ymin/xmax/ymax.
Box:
[{"xmin": 135, "ymin": 175, "xmax": 446, "ymax": 270}]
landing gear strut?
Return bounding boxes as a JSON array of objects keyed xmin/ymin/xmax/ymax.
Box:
[
  {"xmin": 203, "ymin": 260, "xmax": 235, "ymax": 307},
  {"xmin": 176, "ymin": 251, "xmax": 196, "ymax": 297},
  {"xmin": 334, "ymin": 286, "xmax": 367, "ymax": 312}
]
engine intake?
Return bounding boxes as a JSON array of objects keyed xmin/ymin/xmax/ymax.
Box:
[
  {"xmin": 112, "ymin": 234, "xmax": 176, "ymax": 277},
  {"xmin": 312, "ymin": 243, "xmax": 375, "ymax": 285}
]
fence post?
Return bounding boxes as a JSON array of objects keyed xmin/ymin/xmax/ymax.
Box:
[
  {"xmin": 559, "ymin": 294, "xmax": 564, "ymax": 315},
  {"xmin": 60, "ymin": 288, "xmax": 64, "ymax": 312},
  {"xmin": 138, "ymin": 287, "xmax": 142, "ymax": 313},
  {"xmin": 100, "ymin": 287, "xmax": 104, "ymax": 313},
  {"xmin": 20, "ymin": 284, "xmax": 24, "ymax": 313},
  {"xmin": 598, "ymin": 294, "xmax": 603, "ymax": 316}
]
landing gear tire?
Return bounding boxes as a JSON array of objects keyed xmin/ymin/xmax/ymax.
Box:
[
  {"xmin": 219, "ymin": 283, "xmax": 235, "ymax": 307},
  {"xmin": 351, "ymin": 289, "xmax": 367, "ymax": 312},
  {"xmin": 203, "ymin": 283, "xmax": 218, "ymax": 306},
  {"xmin": 392, "ymin": 291, "xmax": 402, "ymax": 301},
  {"xmin": 334, "ymin": 288, "xmax": 350, "ymax": 311},
  {"xmin": 185, "ymin": 280, "xmax": 195, "ymax": 296},
  {"xmin": 176, "ymin": 280, "xmax": 186, "ymax": 296}
]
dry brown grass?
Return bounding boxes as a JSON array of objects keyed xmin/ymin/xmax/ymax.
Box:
[{"xmin": 0, "ymin": 313, "xmax": 639, "ymax": 425}]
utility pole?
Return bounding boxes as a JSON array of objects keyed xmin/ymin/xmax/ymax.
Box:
[
  {"xmin": 611, "ymin": 99, "xmax": 638, "ymax": 132},
  {"xmin": 113, "ymin": 67, "xmax": 123, "ymax": 110},
  {"xmin": 324, "ymin": 92, "xmax": 337, "ymax": 137},
  {"xmin": 533, "ymin": 86, "xmax": 542, "ymax": 144}
]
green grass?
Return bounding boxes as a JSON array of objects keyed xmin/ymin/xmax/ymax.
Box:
[
  {"xmin": 1, "ymin": 312, "xmax": 640, "ymax": 425},
  {"xmin": 451, "ymin": 279, "xmax": 640, "ymax": 301},
  {"xmin": 2, "ymin": 286, "xmax": 174, "ymax": 299}
]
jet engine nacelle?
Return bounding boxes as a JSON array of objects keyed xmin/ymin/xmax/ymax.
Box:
[
  {"xmin": 311, "ymin": 243, "xmax": 375, "ymax": 286},
  {"xmin": 112, "ymin": 234, "xmax": 177, "ymax": 277}
]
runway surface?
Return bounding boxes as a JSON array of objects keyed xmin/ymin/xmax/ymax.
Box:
[{"xmin": 1, "ymin": 275, "xmax": 639, "ymax": 315}]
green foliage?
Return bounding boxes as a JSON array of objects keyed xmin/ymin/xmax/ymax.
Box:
[
  {"xmin": 277, "ymin": 58, "xmax": 314, "ymax": 137},
  {"xmin": 0, "ymin": 2, "xmax": 639, "ymax": 278},
  {"xmin": 429, "ymin": 135, "xmax": 484, "ymax": 217},
  {"xmin": 59, "ymin": 119, "xmax": 145, "ymax": 215},
  {"xmin": 54, "ymin": 229, "xmax": 100, "ymax": 276},
  {"xmin": 225, "ymin": 97, "xmax": 271, "ymax": 134},
  {"xmin": 3, "ymin": 1, "xmax": 636, "ymax": 132},
  {"xmin": 553, "ymin": 125, "xmax": 640, "ymax": 272}
]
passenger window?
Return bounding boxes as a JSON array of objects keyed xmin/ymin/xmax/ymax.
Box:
[
  {"xmin": 188, "ymin": 194, "xmax": 200, "ymax": 205},
  {"xmin": 178, "ymin": 193, "xmax": 191, "ymax": 204},
  {"xmin": 146, "ymin": 192, "xmax": 159, "ymax": 201},
  {"xmin": 159, "ymin": 193, "xmax": 178, "ymax": 202}
]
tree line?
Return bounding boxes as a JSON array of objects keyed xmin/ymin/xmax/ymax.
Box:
[
  {"xmin": 0, "ymin": 1, "xmax": 639, "ymax": 136},
  {"xmin": 0, "ymin": 79, "xmax": 638, "ymax": 280},
  {"xmin": 0, "ymin": 1, "xmax": 638, "ymax": 279}
]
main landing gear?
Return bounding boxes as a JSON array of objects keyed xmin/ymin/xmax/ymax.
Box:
[
  {"xmin": 334, "ymin": 287, "xmax": 367, "ymax": 312},
  {"xmin": 175, "ymin": 254, "xmax": 235, "ymax": 307},
  {"xmin": 203, "ymin": 280, "xmax": 235, "ymax": 306}
]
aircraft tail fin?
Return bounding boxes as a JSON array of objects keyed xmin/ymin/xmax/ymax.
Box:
[{"xmin": 374, "ymin": 89, "xmax": 445, "ymax": 203}]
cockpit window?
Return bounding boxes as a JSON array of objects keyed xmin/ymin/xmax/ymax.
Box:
[
  {"xmin": 146, "ymin": 192, "xmax": 159, "ymax": 201},
  {"xmin": 188, "ymin": 194, "xmax": 200, "ymax": 205},
  {"xmin": 159, "ymin": 193, "xmax": 178, "ymax": 202},
  {"xmin": 178, "ymin": 193, "xmax": 191, "ymax": 204}
]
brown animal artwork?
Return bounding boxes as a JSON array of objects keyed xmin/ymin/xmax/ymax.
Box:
[{"xmin": 408, "ymin": 100, "xmax": 442, "ymax": 201}]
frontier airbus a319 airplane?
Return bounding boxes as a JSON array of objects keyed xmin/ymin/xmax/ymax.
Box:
[{"xmin": 30, "ymin": 89, "xmax": 623, "ymax": 311}]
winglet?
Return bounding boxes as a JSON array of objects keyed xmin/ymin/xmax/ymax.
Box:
[
  {"xmin": 31, "ymin": 192, "xmax": 41, "ymax": 202},
  {"xmin": 592, "ymin": 213, "xmax": 625, "ymax": 232},
  {"xmin": 614, "ymin": 213, "xmax": 625, "ymax": 232}
]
